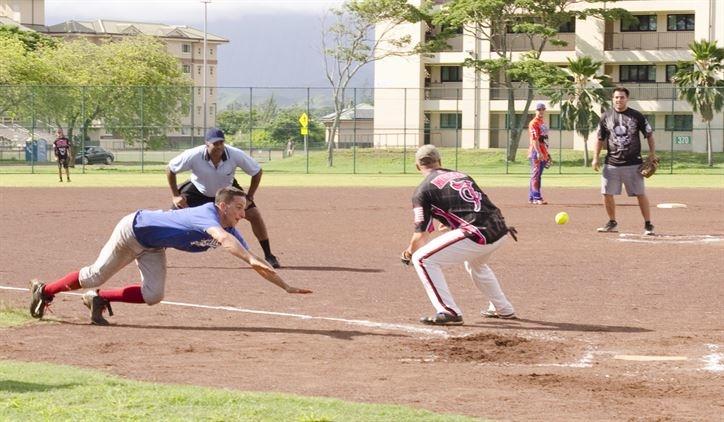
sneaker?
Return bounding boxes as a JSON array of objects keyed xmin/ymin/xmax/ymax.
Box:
[
  {"xmin": 420, "ymin": 312, "xmax": 463, "ymax": 326},
  {"xmin": 481, "ymin": 310, "xmax": 518, "ymax": 320},
  {"xmin": 81, "ymin": 290, "xmax": 114, "ymax": 326},
  {"xmin": 29, "ymin": 279, "xmax": 53, "ymax": 319},
  {"xmin": 265, "ymin": 255, "xmax": 280, "ymax": 269},
  {"xmin": 644, "ymin": 222, "xmax": 655, "ymax": 236},
  {"xmin": 532, "ymin": 199, "xmax": 548, "ymax": 205},
  {"xmin": 597, "ymin": 220, "xmax": 618, "ymax": 233}
]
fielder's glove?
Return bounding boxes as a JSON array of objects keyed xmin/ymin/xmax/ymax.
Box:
[
  {"xmin": 639, "ymin": 155, "xmax": 660, "ymax": 178},
  {"xmin": 400, "ymin": 250, "xmax": 412, "ymax": 266},
  {"xmin": 544, "ymin": 158, "xmax": 552, "ymax": 169}
]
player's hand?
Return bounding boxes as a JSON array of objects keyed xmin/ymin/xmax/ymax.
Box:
[
  {"xmin": 592, "ymin": 157, "xmax": 600, "ymax": 172},
  {"xmin": 172, "ymin": 195, "xmax": 188, "ymax": 208}
]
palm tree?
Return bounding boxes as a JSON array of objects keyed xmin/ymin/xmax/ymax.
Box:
[
  {"xmin": 548, "ymin": 56, "xmax": 611, "ymax": 167},
  {"xmin": 673, "ymin": 39, "xmax": 724, "ymax": 167}
]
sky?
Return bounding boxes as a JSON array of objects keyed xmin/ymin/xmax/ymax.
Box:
[{"xmin": 44, "ymin": 0, "xmax": 373, "ymax": 88}]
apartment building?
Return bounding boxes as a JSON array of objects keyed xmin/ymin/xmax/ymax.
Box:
[
  {"xmin": 0, "ymin": 0, "xmax": 227, "ymax": 144},
  {"xmin": 373, "ymin": 0, "xmax": 724, "ymax": 153}
]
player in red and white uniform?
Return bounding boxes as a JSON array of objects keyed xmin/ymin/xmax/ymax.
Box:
[{"xmin": 402, "ymin": 145, "xmax": 519, "ymax": 325}]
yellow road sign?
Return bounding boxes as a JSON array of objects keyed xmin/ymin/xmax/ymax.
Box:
[
  {"xmin": 299, "ymin": 112, "xmax": 309, "ymax": 127},
  {"xmin": 300, "ymin": 127, "xmax": 308, "ymax": 135}
]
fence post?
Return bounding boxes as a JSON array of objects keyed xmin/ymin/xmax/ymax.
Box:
[
  {"xmin": 353, "ymin": 87, "xmax": 357, "ymax": 175},
  {"xmin": 306, "ymin": 87, "xmax": 310, "ymax": 174},
  {"xmin": 403, "ymin": 87, "xmax": 407, "ymax": 174},
  {"xmin": 140, "ymin": 86, "xmax": 145, "ymax": 173},
  {"xmin": 248, "ymin": 87, "xmax": 253, "ymax": 153},
  {"xmin": 30, "ymin": 85, "xmax": 35, "ymax": 174}
]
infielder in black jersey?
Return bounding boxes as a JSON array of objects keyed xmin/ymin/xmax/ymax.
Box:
[
  {"xmin": 402, "ymin": 145, "xmax": 519, "ymax": 326},
  {"xmin": 593, "ymin": 86, "xmax": 657, "ymax": 235}
]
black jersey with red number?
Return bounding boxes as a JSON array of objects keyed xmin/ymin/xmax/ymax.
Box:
[
  {"xmin": 53, "ymin": 137, "xmax": 72, "ymax": 158},
  {"xmin": 412, "ymin": 168, "xmax": 509, "ymax": 244}
]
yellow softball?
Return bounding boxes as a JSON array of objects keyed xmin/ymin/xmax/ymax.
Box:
[{"xmin": 555, "ymin": 211, "xmax": 569, "ymax": 225}]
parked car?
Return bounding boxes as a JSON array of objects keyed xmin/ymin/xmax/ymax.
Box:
[{"xmin": 75, "ymin": 146, "xmax": 115, "ymax": 165}]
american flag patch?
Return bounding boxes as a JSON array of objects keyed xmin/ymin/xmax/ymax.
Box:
[{"xmin": 413, "ymin": 206, "xmax": 424, "ymax": 223}]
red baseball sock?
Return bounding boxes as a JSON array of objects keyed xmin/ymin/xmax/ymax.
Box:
[
  {"xmin": 43, "ymin": 271, "xmax": 81, "ymax": 296},
  {"xmin": 97, "ymin": 285, "xmax": 145, "ymax": 304}
]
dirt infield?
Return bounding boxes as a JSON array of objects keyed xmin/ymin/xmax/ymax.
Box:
[{"xmin": 1, "ymin": 186, "xmax": 723, "ymax": 421}]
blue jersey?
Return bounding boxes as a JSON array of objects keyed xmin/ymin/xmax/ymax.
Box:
[{"xmin": 132, "ymin": 203, "xmax": 248, "ymax": 252}]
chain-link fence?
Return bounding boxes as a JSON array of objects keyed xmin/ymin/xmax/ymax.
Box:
[{"xmin": 1, "ymin": 85, "xmax": 722, "ymax": 175}]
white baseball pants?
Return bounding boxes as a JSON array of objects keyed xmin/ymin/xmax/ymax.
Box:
[
  {"xmin": 78, "ymin": 213, "xmax": 167, "ymax": 304},
  {"xmin": 411, "ymin": 229, "xmax": 514, "ymax": 317}
]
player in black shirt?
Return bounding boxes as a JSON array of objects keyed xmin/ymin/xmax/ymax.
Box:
[
  {"xmin": 401, "ymin": 145, "xmax": 519, "ymax": 325},
  {"xmin": 593, "ymin": 86, "xmax": 657, "ymax": 235}
]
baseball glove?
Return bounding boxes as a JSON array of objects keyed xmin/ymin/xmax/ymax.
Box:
[
  {"xmin": 639, "ymin": 156, "xmax": 660, "ymax": 178},
  {"xmin": 544, "ymin": 158, "xmax": 553, "ymax": 169}
]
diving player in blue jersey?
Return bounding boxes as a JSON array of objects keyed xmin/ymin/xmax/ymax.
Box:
[{"xmin": 29, "ymin": 187, "xmax": 311, "ymax": 325}]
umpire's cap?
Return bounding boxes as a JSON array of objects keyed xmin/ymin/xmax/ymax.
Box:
[
  {"xmin": 415, "ymin": 144, "xmax": 441, "ymax": 166},
  {"xmin": 205, "ymin": 127, "xmax": 225, "ymax": 143}
]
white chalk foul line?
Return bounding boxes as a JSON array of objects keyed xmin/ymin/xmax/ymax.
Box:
[
  {"xmin": 161, "ymin": 300, "xmax": 450, "ymax": 338},
  {"xmin": 0, "ymin": 285, "xmax": 448, "ymax": 338},
  {"xmin": 703, "ymin": 344, "xmax": 724, "ymax": 372}
]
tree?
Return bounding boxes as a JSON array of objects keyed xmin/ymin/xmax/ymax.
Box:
[
  {"xmin": 0, "ymin": 24, "xmax": 58, "ymax": 51},
  {"xmin": 546, "ymin": 56, "xmax": 611, "ymax": 166},
  {"xmin": 0, "ymin": 26, "xmax": 58, "ymax": 117},
  {"xmin": 29, "ymin": 36, "xmax": 192, "ymax": 148},
  {"xmin": 322, "ymin": 0, "xmax": 426, "ymax": 166},
  {"xmin": 425, "ymin": 0, "xmax": 628, "ymax": 161},
  {"xmin": 673, "ymin": 39, "xmax": 724, "ymax": 167}
]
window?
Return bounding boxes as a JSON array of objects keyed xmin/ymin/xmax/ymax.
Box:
[
  {"xmin": 665, "ymin": 115, "xmax": 693, "ymax": 131},
  {"xmin": 665, "ymin": 65, "xmax": 678, "ymax": 82},
  {"xmin": 209, "ymin": 47, "xmax": 214, "ymax": 56},
  {"xmin": 182, "ymin": 44, "xmax": 191, "ymax": 53},
  {"xmin": 197, "ymin": 66, "xmax": 202, "ymax": 75},
  {"xmin": 549, "ymin": 114, "xmax": 561, "ymax": 130},
  {"xmin": 182, "ymin": 64, "xmax": 191, "ymax": 74},
  {"xmin": 620, "ymin": 65, "xmax": 656, "ymax": 82},
  {"xmin": 209, "ymin": 87, "xmax": 214, "ymax": 95},
  {"xmin": 558, "ymin": 17, "xmax": 576, "ymax": 33},
  {"xmin": 440, "ymin": 113, "xmax": 462, "ymax": 129},
  {"xmin": 504, "ymin": 113, "xmax": 533, "ymax": 129},
  {"xmin": 197, "ymin": 47, "xmax": 202, "ymax": 55},
  {"xmin": 644, "ymin": 115, "xmax": 656, "ymax": 129},
  {"xmin": 441, "ymin": 66, "xmax": 462, "ymax": 82},
  {"xmin": 209, "ymin": 66, "xmax": 214, "ymax": 76},
  {"xmin": 622, "ymin": 15, "xmax": 657, "ymax": 32},
  {"xmin": 667, "ymin": 14, "xmax": 694, "ymax": 31}
]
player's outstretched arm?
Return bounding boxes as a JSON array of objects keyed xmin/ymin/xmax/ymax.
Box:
[{"xmin": 207, "ymin": 227, "xmax": 312, "ymax": 294}]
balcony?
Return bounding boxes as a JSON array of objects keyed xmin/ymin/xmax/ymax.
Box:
[
  {"xmin": 491, "ymin": 33, "xmax": 575, "ymax": 52},
  {"xmin": 424, "ymin": 85, "xmax": 463, "ymax": 100},
  {"xmin": 605, "ymin": 31, "xmax": 694, "ymax": 50},
  {"xmin": 619, "ymin": 83, "xmax": 679, "ymax": 100},
  {"xmin": 489, "ymin": 83, "xmax": 548, "ymax": 101}
]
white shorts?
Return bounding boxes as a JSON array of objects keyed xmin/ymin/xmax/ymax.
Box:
[
  {"xmin": 601, "ymin": 164, "xmax": 645, "ymax": 197},
  {"xmin": 78, "ymin": 213, "xmax": 167, "ymax": 304}
]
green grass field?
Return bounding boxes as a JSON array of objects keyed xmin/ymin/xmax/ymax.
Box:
[{"xmin": 0, "ymin": 360, "xmax": 480, "ymax": 421}]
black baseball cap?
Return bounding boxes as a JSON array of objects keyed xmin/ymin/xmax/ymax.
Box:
[{"xmin": 205, "ymin": 128, "xmax": 225, "ymax": 143}]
